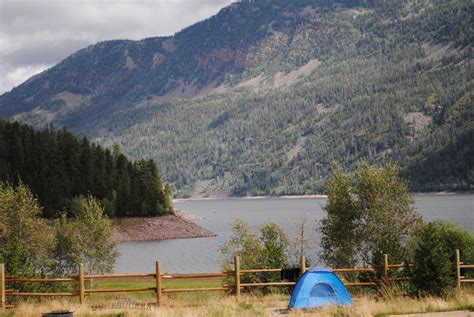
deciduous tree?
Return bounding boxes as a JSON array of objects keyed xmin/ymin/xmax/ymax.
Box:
[
  {"xmin": 319, "ymin": 162, "xmax": 423, "ymax": 268},
  {"xmin": 75, "ymin": 195, "xmax": 119, "ymax": 275},
  {"xmin": 0, "ymin": 182, "xmax": 52, "ymax": 275}
]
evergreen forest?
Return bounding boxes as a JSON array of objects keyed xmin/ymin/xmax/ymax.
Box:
[
  {"xmin": 0, "ymin": 118, "xmax": 173, "ymax": 217},
  {"xmin": 0, "ymin": 0, "xmax": 472, "ymax": 196}
]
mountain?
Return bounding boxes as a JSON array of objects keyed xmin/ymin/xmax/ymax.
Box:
[{"xmin": 1, "ymin": 0, "xmax": 473, "ymax": 197}]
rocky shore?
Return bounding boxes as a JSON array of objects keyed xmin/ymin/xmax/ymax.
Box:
[{"xmin": 113, "ymin": 209, "xmax": 216, "ymax": 242}]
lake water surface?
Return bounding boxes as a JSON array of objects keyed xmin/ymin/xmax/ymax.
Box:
[{"xmin": 115, "ymin": 194, "xmax": 473, "ymax": 274}]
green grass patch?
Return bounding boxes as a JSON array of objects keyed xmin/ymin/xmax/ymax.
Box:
[{"xmin": 87, "ymin": 277, "xmax": 225, "ymax": 301}]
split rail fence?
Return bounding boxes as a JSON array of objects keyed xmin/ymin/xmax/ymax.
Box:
[
  {"xmin": 0, "ymin": 249, "xmax": 472, "ymax": 310},
  {"xmin": 456, "ymin": 249, "xmax": 474, "ymax": 292}
]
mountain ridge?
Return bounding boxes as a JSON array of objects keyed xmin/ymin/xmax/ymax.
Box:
[{"xmin": 1, "ymin": 0, "xmax": 473, "ymax": 196}]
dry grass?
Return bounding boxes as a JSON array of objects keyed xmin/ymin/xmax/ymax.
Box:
[
  {"xmin": 3, "ymin": 291, "xmax": 473, "ymax": 316},
  {"xmin": 309, "ymin": 293, "xmax": 474, "ymax": 317}
]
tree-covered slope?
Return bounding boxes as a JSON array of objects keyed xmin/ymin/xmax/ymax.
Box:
[
  {"xmin": 0, "ymin": 118, "xmax": 173, "ymax": 217},
  {"xmin": 0, "ymin": 0, "xmax": 473, "ymax": 196}
]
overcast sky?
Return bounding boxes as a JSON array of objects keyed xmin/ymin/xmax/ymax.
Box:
[{"xmin": 0, "ymin": 0, "xmax": 233, "ymax": 94}]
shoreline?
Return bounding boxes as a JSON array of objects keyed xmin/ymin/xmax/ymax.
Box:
[
  {"xmin": 113, "ymin": 209, "xmax": 216, "ymax": 243},
  {"xmin": 114, "ymin": 191, "xmax": 472, "ymax": 242},
  {"xmin": 173, "ymin": 194, "xmax": 328, "ymax": 202},
  {"xmin": 173, "ymin": 191, "xmax": 472, "ymax": 202}
]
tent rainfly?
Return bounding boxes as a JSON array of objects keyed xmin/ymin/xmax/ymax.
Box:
[{"xmin": 288, "ymin": 268, "xmax": 353, "ymax": 309}]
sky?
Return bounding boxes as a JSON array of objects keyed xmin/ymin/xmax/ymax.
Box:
[{"xmin": 0, "ymin": 0, "xmax": 233, "ymax": 94}]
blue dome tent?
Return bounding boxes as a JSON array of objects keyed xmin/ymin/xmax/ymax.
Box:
[{"xmin": 288, "ymin": 268, "xmax": 352, "ymax": 309}]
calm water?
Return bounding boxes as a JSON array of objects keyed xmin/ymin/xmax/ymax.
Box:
[{"xmin": 115, "ymin": 194, "xmax": 473, "ymax": 274}]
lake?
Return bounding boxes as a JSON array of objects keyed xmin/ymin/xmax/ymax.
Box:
[{"xmin": 115, "ymin": 194, "xmax": 474, "ymax": 274}]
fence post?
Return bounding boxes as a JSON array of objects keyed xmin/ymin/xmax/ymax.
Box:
[
  {"xmin": 383, "ymin": 254, "xmax": 389, "ymax": 282},
  {"xmin": 234, "ymin": 256, "xmax": 240, "ymax": 298},
  {"xmin": 79, "ymin": 263, "xmax": 85, "ymax": 304},
  {"xmin": 300, "ymin": 255, "xmax": 306, "ymax": 276},
  {"xmin": 455, "ymin": 249, "xmax": 461, "ymax": 294},
  {"xmin": 0, "ymin": 263, "xmax": 5, "ymax": 311},
  {"xmin": 156, "ymin": 261, "xmax": 162, "ymax": 305}
]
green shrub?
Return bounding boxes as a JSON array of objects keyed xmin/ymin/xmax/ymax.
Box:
[
  {"xmin": 219, "ymin": 219, "xmax": 290, "ymax": 292},
  {"xmin": 409, "ymin": 220, "xmax": 474, "ymax": 296}
]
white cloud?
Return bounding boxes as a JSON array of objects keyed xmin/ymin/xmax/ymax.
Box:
[
  {"xmin": 0, "ymin": 64, "xmax": 51, "ymax": 93},
  {"xmin": 0, "ymin": 0, "xmax": 233, "ymax": 94}
]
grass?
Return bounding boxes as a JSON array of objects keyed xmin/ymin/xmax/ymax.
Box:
[
  {"xmin": 92, "ymin": 277, "xmax": 224, "ymax": 289},
  {"xmin": 2, "ymin": 279, "xmax": 474, "ymax": 316},
  {"xmin": 85, "ymin": 277, "xmax": 224, "ymax": 301},
  {"xmin": 3, "ymin": 292, "xmax": 474, "ymax": 317}
]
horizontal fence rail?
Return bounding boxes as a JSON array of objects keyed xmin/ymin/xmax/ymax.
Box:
[
  {"xmin": 456, "ymin": 249, "xmax": 474, "ymax": 290},
  {"xmin": 6, "ymin": 277, "xmax": 77, "ymax": 283},
  {"xmin": 87, "ymin": 273, "xmax": 156, "ymax": 279},
  {"xmin": 7, "ymin": 292, "xmax": 78, "ymax": 297},
  {"xmin": 0, "ymin": 249, "xmax": 472, "ymax": 311},
  {"xmin": 86, "ymin": 287, "xmax": 156, "ymax": 293}
]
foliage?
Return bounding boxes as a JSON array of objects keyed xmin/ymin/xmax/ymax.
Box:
[
  {"xmin": 355, "ymin": 162, "xmax": 423, "ymax": 266},
  {"xmin": 409, "ymin": 220, "xmax": 474, "ymax": 296},
  {"xmin": 164, "ymin": 183, "xmax": 173, "ymax": 211},
  {"xmin": 220, "ymin": 219, "xmax": 289, "ymax": 287},
  {"xmin": 0, "ymin": 182, "xmax": 52, "ymax": 275},
  {"xmin": 48, "ymin": 213, "xmax": 81, "ymax": 277},
  {"xmin": 0, "ymin": 0, "xmax": 473, "ymax": 196},
  {"xmin": 320, "ymin": 162, "xmax": 423, "ymax": 269},
  {"xmin": 0, "ymin": 182, "xmax": 119, "ymax": 297},
  {"xmin": 75, "ymin": 195, "xmax": 119, "ymax": 275},
  {"xmin": 0, "ymin": 118, "xmax": 173, "ymax": 217},
  {"xmin": 1, "ymin": 237, "xmax": 41, "ymax": 294},
  {"xmin": 220, "ymin": 219, "xmax": 263, "ymax": 270},
  {"xmin": 258, "ymin": 223, "xmax": 289, "ymax": 269},
  {"xmin": 0, "ymin": 182, "xmax": 51, "ymax": 293},
  {"xmin": 320, "ymin": 167, "xmax": 362, "ymax": 268}
]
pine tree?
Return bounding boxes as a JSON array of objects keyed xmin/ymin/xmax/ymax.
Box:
[
  {"xmin": 164, "ymin": 183, "xmax": 173, "ymax": 212},
  {"xmin": 0, "ymin": 118, "xmax": 172, "ymax": 218}
]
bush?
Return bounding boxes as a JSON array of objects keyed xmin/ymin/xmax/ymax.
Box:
[
  {"xmin": 219, "ymin": 219, "xmax": 290, "ymax": 291},
  {"xmin": 409, "ymin": 220, "xmax": 474, "ymax": 296},
  {"xmin": 0, "ymin": 182, "xmax": 118, "ymax": 297}
]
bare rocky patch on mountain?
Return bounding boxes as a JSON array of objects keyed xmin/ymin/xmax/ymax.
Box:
[
  {"xmin": 274, "ymin": 59, "xmax": 321, "ymax": 88},
  {"xmin": 405, "ymin": 112, "xmax": 433, "ymax": 139}
]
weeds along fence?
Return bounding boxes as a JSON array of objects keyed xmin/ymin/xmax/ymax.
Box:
[{"xmin": 0, "ymin": 250, "xmax": 473, "ymax": 310}]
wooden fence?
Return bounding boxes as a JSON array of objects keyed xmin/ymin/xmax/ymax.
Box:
[
  {"xmin": 0, "ymin": 250, "xmax": 472, "ymax": 310},
  {"xmin": 456, "ymin": 249, "xmax": 474, "ymax": 291}
]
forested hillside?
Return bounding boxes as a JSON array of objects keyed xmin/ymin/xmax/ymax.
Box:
[
  {"xmin": 0, "ymin": 0, "xmax": 472, "ymax": 196},
  {"xmin": 0, "ymin": 118, "xmax": 173, "ymax": 217}
]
